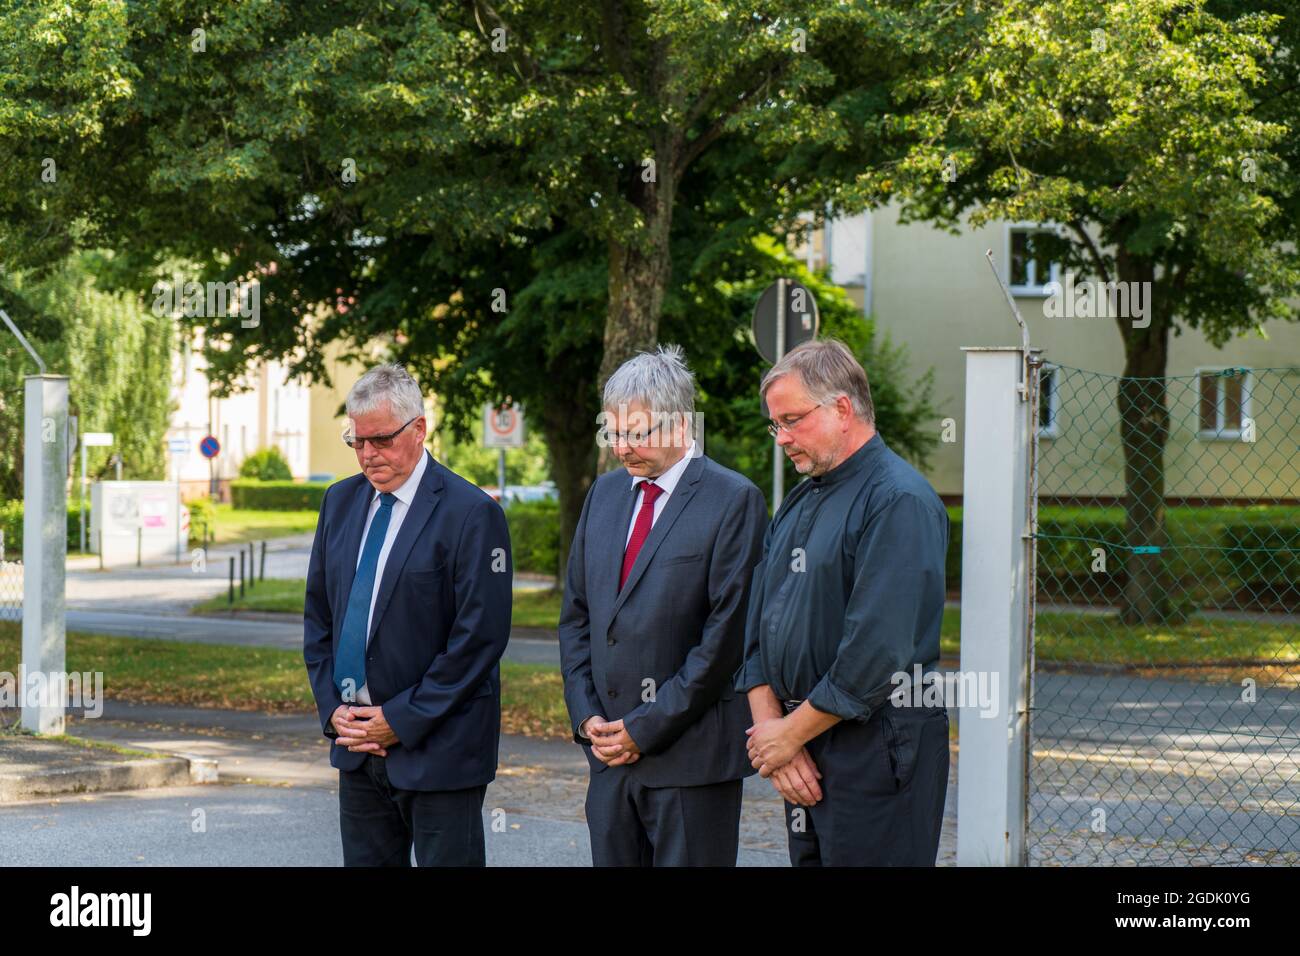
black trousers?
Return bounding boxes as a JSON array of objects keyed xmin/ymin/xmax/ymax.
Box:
[
  {"xmin": 584, "ymin": 766, "xmax": 744, "ymax": 866},
  {"xmin": 785, "ymin": 704, "xmax": 949, "ymax": 866},
  {"xmin": 339, "ymin": 754, "xmax": 487, "ymax": 866}
]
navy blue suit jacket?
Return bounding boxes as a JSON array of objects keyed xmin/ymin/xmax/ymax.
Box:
[{"xmin": 303, "ymin": 451, "xmax": 512, "ymax": 791}]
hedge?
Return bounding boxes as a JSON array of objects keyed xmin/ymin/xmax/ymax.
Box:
[
  {"xmin": 229, "ymin": 480, "xmax": 331, "ymax": 511},
  {"xmin": 1221, "ymin": 523, "xmax": 1300, "ymax": 588},
  {"xmin": 505, "ymin": 498, "xmax": 561, "ymax": 576},
  {"xmin": 0, "ymin": 499, "xmax": 85, "ymax": 555},
  {"xmin": 491, "ymin": 504, "xmax": 1300, "ymax": 596}
]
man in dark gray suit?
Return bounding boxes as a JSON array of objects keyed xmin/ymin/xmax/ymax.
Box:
[{"xmin": 559, "ymin": 344, "xmax": 768, "ymax": 866}]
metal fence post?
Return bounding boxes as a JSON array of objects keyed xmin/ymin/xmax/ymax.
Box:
[
  {"xmin": 956, "ymin": 347, "xmax": 1033, "ymax": 866},
  {"xmin": 22, "ymin": 374, "xmax": 69, "ymax": 735}
]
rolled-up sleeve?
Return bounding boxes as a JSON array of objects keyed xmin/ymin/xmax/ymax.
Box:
[{"xmin": 807, "ymin": 491, "xmax": 945, "ymax": 722}]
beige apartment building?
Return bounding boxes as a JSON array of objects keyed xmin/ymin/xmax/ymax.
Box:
[{"xmin": 793, "ymin": 204, "xmax": 1300, "ymax": 504}]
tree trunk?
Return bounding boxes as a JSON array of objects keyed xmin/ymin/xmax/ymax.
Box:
[
  {"xmin": 1115, "ymin": 253, "xmax": 1173, "ymax": 624},
  {"xmin": 538, "ymin": 400, "xmax": 598, "ymax": 592},
  {"xmin": 595, "ymin": 149, "xmax": 678, "ymax": 472}
]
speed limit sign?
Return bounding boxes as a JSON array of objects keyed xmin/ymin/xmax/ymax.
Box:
[{"xmin": 483, "ymin": 403, "xmax": 525, "ymax": 448}]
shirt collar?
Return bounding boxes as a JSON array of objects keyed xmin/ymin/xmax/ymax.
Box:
[
  {"xmin": 370, "ymin": 449, "xmax": 428, "ymax": 507},
  {"xmin": 630, "ymin": 439, "xmax": 697, "ymax": 497},
  {"xmin": 810, "ymin": 432, "xmax": 884, "ymax": 487}
]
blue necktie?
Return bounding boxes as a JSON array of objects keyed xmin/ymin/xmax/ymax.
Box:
[{"xmin": 334, "ymin": 492, "xmax": 397, "ymax": 699}]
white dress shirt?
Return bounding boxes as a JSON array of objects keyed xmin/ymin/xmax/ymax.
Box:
[
  {"xmin": 624, "ymin": 439, "xmax": 698, "ymax": 547},
  {"xmin": 354, "ymin": 450, "xmax": 429, "ymax": 705}
]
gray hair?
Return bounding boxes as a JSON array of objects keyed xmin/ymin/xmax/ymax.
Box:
[
  {"xmin": 346, "ymin": 363, "xmax": 426, "ymax": 423},
  {"xmin": 603, "ymin": 344, "xmax": 696, "ymax": 418},
  {"xmin": 759, "ymin": 338, "xmax": 875, "ymax": 424}
]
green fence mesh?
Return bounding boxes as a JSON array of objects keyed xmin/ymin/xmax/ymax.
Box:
[{"xmin": 1027, "ymin": 361, "xmax": 1300, "ymax": 865}]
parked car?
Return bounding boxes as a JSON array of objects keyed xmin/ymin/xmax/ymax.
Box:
[{"xmin": 480, "ymin": 482, "xmax": 558, "ymax": 505}]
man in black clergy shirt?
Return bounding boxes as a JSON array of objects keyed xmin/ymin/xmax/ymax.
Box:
[{"xmin": 737, "ymin": 338, "xmax": 950, "ymax": 866}]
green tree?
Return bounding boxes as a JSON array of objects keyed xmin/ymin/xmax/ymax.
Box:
[
  {"xmin": 0, "ymin": 253, "xmax": 174, "ymax": 501},
  {"xmin": 874, "ymin": 0, "xmax": 1299, "ymax": 623},
  {"xmin": 0, "ymin": 0, "xmax": 959, "ymax": 569}
]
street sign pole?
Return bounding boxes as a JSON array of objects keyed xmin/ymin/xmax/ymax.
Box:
[
  {"xmin": 79, "ymin": 435, "xmax": 87, "ymax": 554},
  {"xmin": 773, "ymin": 277, "xmax": 787, "ymax": 511},
  {"xmin": 497, "ymin": 448, "xmax": 507, "ymax": 504},
  {"xmin": 751, "ymin": 276, "xmax": 819, "ymax": 514}
]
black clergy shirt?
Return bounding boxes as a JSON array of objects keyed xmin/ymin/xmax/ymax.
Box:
[{"xmin": 735, "ymin": 432, "xmax": 949, "ymax": 722}]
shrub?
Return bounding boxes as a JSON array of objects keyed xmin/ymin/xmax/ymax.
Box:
[
  {"xmin": 186, "ymin": 496, "xmax": 216, "ymax": 544},
  {"xmin": 505, "ymin": 498, "xmax": 560, "ymax": 576},
  {"xmin": 230, "ymin": 480, "xmax": 330, "ymax": 511},
  {"xmin": 0, "ymin": 499, "xmax": 84, "ymax": 555},
  {"xmin": 1036, "ymin": 516, "xmax": 1130, "ymax": 579},
  {"xmin": 1221, "ymin": 523, "xmax": 1300, "ymax": 588},
  {"xmin": 239, "ymin": 447, "xmax": 293, "ymax": 481}
]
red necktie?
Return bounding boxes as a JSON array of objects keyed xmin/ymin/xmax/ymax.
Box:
[{"xmin": 620, "ymin": 481, "xmax": 664, "ymax": 590}]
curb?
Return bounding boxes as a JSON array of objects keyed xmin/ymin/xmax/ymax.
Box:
[{"xmin": 0, "ymin": 750, "xmax": 218, "ymax": 804}]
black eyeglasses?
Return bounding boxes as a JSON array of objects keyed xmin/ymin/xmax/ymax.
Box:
[
  {"xmin": 766, "ymin": 401, "xmax": 827, "ymax": 437},
  {"xmin": 342, "ymin": 416, "xmax": 420, "ymax": 450},
  {"xmin": 597, "ymin": 421, "xmax": 664, "ymax": 447}
]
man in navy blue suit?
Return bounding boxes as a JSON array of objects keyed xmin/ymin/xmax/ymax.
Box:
[{"xmin": 303, "ymin": 363, "xmax": 512, "ymax": 866}]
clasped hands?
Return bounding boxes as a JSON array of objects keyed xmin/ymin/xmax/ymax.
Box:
[
  {"xmin": 331, "ymin": 704, "xmax": 400, "ymax": 756},
  {"xmin": 746, "ymin": 717, "xmax": 823, "ymax": 807},
  {"xmin": 580, "ymin": 716, "xmax": 642, "ymax": 766}
]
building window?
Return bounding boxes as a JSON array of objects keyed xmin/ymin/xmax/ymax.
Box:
[
  {"xmin": 1007, "ymin": 226, "xmax": 1061, "ymax": 295},
  {"xmin": 1038, "ymin": 365, "xmax": 1059, "ymax": 438},
  {"xmin": 1197, "ymin": 368, "xmax": 1251, "ymax": 440}
]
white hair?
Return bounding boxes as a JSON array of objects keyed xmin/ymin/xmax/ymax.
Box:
[
  {"xmin": 602, "ymin": 344, "xmax": 696, "ymax": 417},
  {"xmin": 346, "ymin": 363, "xmax": 425, "ymax": 422}
]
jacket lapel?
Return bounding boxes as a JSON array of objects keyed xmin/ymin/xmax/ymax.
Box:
[
  {"xmin": 609, "ymin": 452, "xmax": 705, "ymax": 623},
  {"xmin": 367, "ymin": 451, "xmax": 444, "ymax": 644},
  {"xmin": 596, "ymin": 476, "xmax": 638, "ymax": 602}
]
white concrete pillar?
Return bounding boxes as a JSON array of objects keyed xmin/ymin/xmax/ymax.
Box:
[
  {"xmin": 956, "ymin": 347, "xmax": 1033, "ymax": 865},
  {"xmin": 22, "ymin": 374, "xmax": 69, "ymax": 735}
]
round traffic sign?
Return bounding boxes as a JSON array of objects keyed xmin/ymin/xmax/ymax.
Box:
[
  {"xmin": 199, "ymin": 435, "xmax": 221, "ymax": 459},
  {"xmin": 752, "ymin": 278, "xmax": 820, "ymax": 364},
  {"xmin": 489, "ymin": 407, "xmax": 517, "ymax": 436}
]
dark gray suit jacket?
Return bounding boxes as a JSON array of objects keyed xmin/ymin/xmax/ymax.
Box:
[{"xmin": 558, "ymin": 451, "xmax": 768, "ymax": 787}]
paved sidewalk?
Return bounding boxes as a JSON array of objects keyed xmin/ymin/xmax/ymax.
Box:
[{"xmin": 4, "ymin": 700, "xmax": 959, "ymax": 866}]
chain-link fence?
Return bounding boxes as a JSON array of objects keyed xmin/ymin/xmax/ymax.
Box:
[
  {"xmin": 1026, "ymin": 361, "xmax": 1300, "ymax": 865},
  {"xmin": 0, "ymin": 530, "xmax": 18, "ymax": 624}
]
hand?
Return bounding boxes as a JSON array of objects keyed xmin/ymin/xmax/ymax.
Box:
[
  {"xmin": 746, "ymin": 716, "xmax": 801, "ymax": 776},
  {"xmin": 585, "ymin": 717, "xmax": 641, "ymax": 767},
  {"xmin": 771, "ymin": 748, "xmax": 823, "ymax": 807},
  {"xmin": 332, "ymin": 704, "xmax": 399, "ymax": 757}
]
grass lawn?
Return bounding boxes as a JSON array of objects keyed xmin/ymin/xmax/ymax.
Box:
[
  {"xmin": 193, "ymin": 578, "xmax": 565, "ymax": 629},
  {"xmin": 0, "ymin": 621, "xmax": 572, "ymax": 737},
  {"xmin": 206, "ymin": 504, "xmax": 319, "ymax": 545},
  {"xmin": 193, "ymin": 584, "xmax": 1297, "ymax": 669},
  {"xmin": 193, "ymin": 577, "xmax": 306, "ymax": 614}
]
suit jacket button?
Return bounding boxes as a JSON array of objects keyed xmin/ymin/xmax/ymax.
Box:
[
  {"xmin": 607, "ymin": 638, "xmax": 616, "ymax": 646},
  {"xmin": 608, "ymin": 689, "xmax": 618, "ymax": 698}
]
